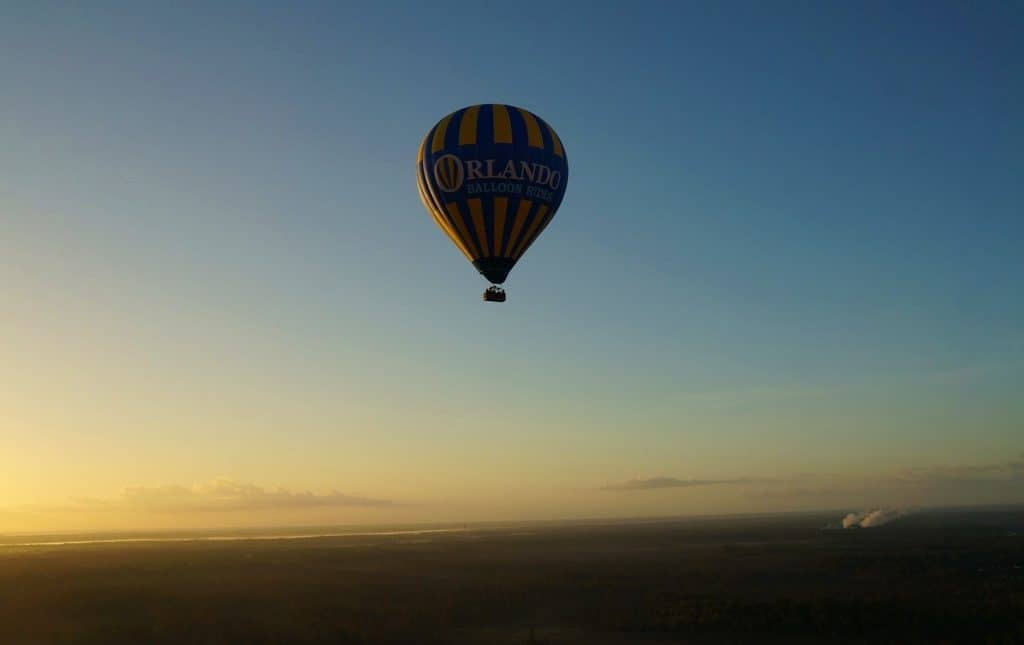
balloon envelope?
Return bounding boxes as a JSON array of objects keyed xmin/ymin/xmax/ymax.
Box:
[{"xmin": 416, "ymin": 104, "xmax": 568, "ymax": 285}]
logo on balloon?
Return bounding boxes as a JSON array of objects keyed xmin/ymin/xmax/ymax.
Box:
[{"xmin": 433, "ymin": 154, "xmax": 464, "ymax": 192}]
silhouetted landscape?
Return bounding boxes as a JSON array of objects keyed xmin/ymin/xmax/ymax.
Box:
[{"xmin": 2, "ymin": 508, "xmax": 1022, "ymax": 644}]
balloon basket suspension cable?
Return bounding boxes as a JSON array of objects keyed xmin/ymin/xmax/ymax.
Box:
[{"xmin": 483, "ymin": 285, "xmax": 506, "ymax": 302}]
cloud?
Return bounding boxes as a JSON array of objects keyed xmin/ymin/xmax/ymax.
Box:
[
  {"xmin": 601, "ymin": 476, "xmax": 771, "ymax": 491},
  {"xmin": 41, "ymin": 479, "xmax": 394, "ymax": 513},
  {"xmin": 601, "ymin": 454, "xmax": 1024, "ymax": 506},
  {"xmin": 755, "ymin": 486, "xmax": 861, "ymax": 500},
  {"xmin": 894, "ymin": 455, "xmax": 1024, "ymax": 485}
]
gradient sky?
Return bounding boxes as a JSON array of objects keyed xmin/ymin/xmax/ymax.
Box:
[{"xmin": 3, "ymin": 2, "xmax": 1023, "ymax": 532}]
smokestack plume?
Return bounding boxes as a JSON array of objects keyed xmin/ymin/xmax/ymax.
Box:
[{"xmin": 840, "ymin": 508, "xmax": 909, "ymax": 529}]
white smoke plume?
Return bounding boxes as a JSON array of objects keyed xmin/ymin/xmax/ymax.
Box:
[{"xmin": 841, "ymin": 508, "xmax": 909, "ymax": 528}]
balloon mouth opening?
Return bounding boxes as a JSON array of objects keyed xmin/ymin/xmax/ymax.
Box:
[{"xmin": 472, "ymin": 257, "xmax": 515, "ymax": 285}]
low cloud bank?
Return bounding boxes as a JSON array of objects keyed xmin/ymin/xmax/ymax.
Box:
[
  {"xmin": 840, "ymin": 508, "xmax": 910, "ymax": 529},
  {"xmin": 64, "ymin": 479, "xmax": 394, "ymax": 513},
  {"xmin": 601, "ymin": 476, "xmax": 768, "ymax": 491},
  {"xmin": 895, "ymin": 455, "xmax": 1024, "ymax": 484}
]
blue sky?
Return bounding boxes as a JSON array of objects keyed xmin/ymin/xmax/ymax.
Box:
[{"xmin": 2, "ymin": 2, "xmax": 1022, "ymax": 530}]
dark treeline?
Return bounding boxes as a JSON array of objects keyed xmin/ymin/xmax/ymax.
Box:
[{"xmin": 1, "ymin": 510, "xmax": 1022, "ymax": 644}]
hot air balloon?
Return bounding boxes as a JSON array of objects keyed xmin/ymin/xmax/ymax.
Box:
[{"xmin": 416, "ymin": 104, "xmax": 568, "ymax": 302}]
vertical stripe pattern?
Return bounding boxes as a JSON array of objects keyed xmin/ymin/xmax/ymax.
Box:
[
  {"xmin": 416, "ymin": 104, "xmax": 568, "ymax": 285},
  {"xmin": 458, "ymin": 105, "xmax": 480, "ymax": 146},
  {"xmin": 492, "ymin": 105, "xmax": 513, "ymax": 144}
]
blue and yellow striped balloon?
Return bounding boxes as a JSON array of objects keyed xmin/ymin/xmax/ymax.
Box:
[{"xmin": 416, "ymin": 104, "xmax": 568, "ymax": 292}]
